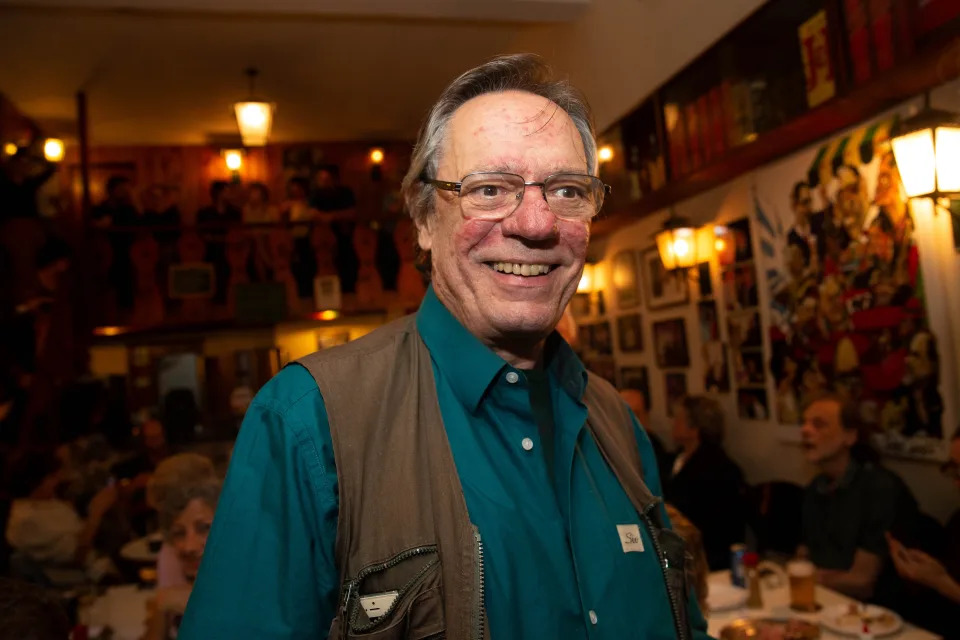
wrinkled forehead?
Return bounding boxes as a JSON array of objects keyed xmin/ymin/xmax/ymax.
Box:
[{"xmin": 443, "ymin": 90, "xmax": 588, "ymax": 173}]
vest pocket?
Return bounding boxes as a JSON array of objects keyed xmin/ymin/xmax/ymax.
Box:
[{"xmin": 340, "ymin": 545, "xmax": 445, "ymax": 640}]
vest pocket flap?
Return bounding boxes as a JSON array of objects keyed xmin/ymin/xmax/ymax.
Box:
[{"xmin": 345, "ymin": 545, "xmax": 444, "ymax": 638}]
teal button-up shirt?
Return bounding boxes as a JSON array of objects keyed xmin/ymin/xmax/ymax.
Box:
[{"xmin": 181, "ymin": 287, "xmax": 709, "ymax": 639}]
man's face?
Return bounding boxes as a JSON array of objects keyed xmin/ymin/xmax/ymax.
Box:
[
  {"xmin": 619, "ymin": 389, "xmax": 647, "ymax": 423},
  {"xmin": 417, "ymin": 90, "xmax": 590, "ymax": 343},
  {"xmin": 800, "ymin": 399, "xmax": 856, "ymax": 465}
]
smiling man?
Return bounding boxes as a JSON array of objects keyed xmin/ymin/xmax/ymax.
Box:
[{"xmin": 180, "ymin": 54, "xmax": 707, "ymax": 640}]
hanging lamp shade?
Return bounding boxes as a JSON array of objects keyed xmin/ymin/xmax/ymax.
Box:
[{"xmin": 233, "ymin": 68, "xmax": 274, "ymax": 147}]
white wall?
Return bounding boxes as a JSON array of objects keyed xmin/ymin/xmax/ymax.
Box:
[{"xmin": 598, "ymin": 82, "xmax": 960, "ymax": 522}]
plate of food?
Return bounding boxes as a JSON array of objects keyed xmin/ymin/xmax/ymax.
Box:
[
  {"xmin": 819, "ymin": 604, "xmax": 902, "ymax": 637},
  {"xmin": 707, "ymin": 582, "xmax": 748, "ymax": 612},
  {"xmin": 720, "ymin": 618, "xmax": 820, "ymax": 640}
]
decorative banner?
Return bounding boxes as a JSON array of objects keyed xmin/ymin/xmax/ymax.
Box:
[
  {"xmin": 798, "ymin": 10, "xmax": 837, "ymax": 108},
  {"xmin": 758, "ymin": 117, "xmax": 944, "ymax": 459}
]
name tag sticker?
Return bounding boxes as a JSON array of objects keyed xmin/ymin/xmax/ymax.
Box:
[
  {"xmin": 360, "ymin": 591, "xmax": 399, "ymax": 619},
  {"xmin": 617, "ymin": 524, "xmax": 644, "ymax": 553}
]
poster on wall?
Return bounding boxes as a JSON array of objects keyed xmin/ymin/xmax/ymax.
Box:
[
  {"xmin": 755, "ymin": 116, "xmax": 944, "ymax": 458},
  {"xmin": 619, "ymin": 366, "xmax": 650, "ymax": 408}
]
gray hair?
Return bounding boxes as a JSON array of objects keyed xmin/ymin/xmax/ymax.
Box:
[
  {"xmin": 146, "ymin": 453, "xmax": 221, "ymax": 535},
  {"xmin": 401, "ymin": 53, "xmax": 598, "ymax": 229},
  {"xmin": 681, "ymin": 395, "xmax": 726, "ymax": 446}
]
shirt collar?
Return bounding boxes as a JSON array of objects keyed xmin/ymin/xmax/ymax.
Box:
[
  {"xmin": 813, "ymin": 457, "xmax": 861, "ymax": 494},
  {"xmin": 416, "ymin": 285, "xmax": 588, "ymax": 411}
]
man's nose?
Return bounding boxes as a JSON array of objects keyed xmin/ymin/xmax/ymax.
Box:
[{"xmin": 499, "ymin": 187, "xmax": 558, "ymax": 241}]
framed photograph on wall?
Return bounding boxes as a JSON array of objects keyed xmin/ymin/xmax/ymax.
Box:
[
  {"xmin": 619, "ymin": 366, "xmax": 650, "ymax": 409},
  {"xmin": 584, "ymin": 321, "xmax": 613, "ymax": 356},
  {"xmin": 640, "ymin": 247, "xmax": 689, "ymax": 309},
  {"xmin": 703, "ymin": 341, "xmax": 730, "ymax": 393},
  {"xmin": 616, "ymin": 313, "xmax": 644, "ymax": 352},
  {"xmin": 697, "ymin": 301, "xmax": 720, "ymax": 343},
  {"xmin": 738, "ymin": 388, "xmax": 769, "ymax": 421},
  {"xmin": 570, "ymin": 293, "xmax": 591, "ymax": 319},
  {"xmin": 653, "ymin": 318, "xmax": 690, "ymax": 368},
  {"xmin": 665, "ymin": 372, "xmax": 688, "ymax": 417},
  {"xmin": 612, "ymin": 250, "xmax": 641, "ymax": 309},
  {"xmin": 585, "ymin": 357, "xmax": 617, "ymax": 385}
]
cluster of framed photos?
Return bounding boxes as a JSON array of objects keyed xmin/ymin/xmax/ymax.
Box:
[
  {"xmin": 598, "ymin": 246, "xmax": 695, "ymax": 417},
  {"xmin": 717, "ymin": 218, "xmax": 769, "ymax": 421}
]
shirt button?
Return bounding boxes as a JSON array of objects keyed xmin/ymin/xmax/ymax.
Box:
[
  {"xmin": 589, "ymin": 610, "xmax": 598, "ymax": 625},
  {"xmin": 521, "ymin": 437, "xmax": 534, "ymax": 451},
  {"xmin": 505, "ymin": 371, "xmax": 519, "ymax": 384}
]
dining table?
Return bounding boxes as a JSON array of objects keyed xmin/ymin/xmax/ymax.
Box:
[
  {"xmin": 80, "ymin": 584, "xmax": 155, "ymax": 640},
  {"xmin": 706, "ymin": 570, "xmax": 941, "ymax": 639}
]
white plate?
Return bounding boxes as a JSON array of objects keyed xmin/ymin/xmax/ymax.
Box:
[
  {"xmin": 707, "ymin": 582, "xmax": 748, "ymax": 613},
  {"xmin": 819, "ymin": 604, "xmax": 903, "ymax": 637}
]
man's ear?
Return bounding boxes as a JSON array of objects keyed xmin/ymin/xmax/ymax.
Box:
[{"xmin": 416, "ymin": 216, "xmax": 434, "ymax": 252}]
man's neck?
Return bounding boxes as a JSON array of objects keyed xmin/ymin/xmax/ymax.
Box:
[
  {"xmin": 819, "ymin": 449, "xmax": 852, "ymax": 484},
  {"xmin": 491, "ymin": 339, "xmax": 545, "ymax": 370}
]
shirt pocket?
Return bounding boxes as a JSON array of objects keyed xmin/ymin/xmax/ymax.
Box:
[{"xmin": 331, "ymin": 545, "xmax": 445, "ymax": 640}]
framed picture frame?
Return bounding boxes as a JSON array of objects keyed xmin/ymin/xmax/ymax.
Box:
[
  {"xmin": 570, "ymin": 292, "xmax": 591, "ymax": 319},
  {"xmin": 653, "ymin": 318, "xmax": 690, "ymax": 368},
  {"xmin": 616, "ymin": 313, "xmax": 644, "ymax": 352},
  {"xmin": 584, "ymin": 321, "xmax": 613, "ymax": 356},
  {"xmin": 612, "ymin": 250, "xmax": 641, "ymax": 310},
  {"xmin": 619, "ymin": 366, "xmax": 650, "ymax": 409},
  {"xmin": 665, "ymin": 372, "xmax": 688, "ymax": 417},
  {"xmin": 641, "ymin": 246, "xmax": 689, "ymax": 309}
]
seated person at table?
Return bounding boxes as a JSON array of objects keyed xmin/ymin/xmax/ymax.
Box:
[
  {"xmin": 144, "ymin": 453, "xmax": 221, "ymax": 640},
  {"xmin": 799, "ymin": 393, "xmax": 918, "ymax": 605},
  {"xmin": 886, "ymin": 426, "xmax": 960, "ymax": 634},
  {"xmin": 5, "ymin": 449, "xmax": 118, "ymax": 582},
  {"xmin": 664, "ymin": 395, "xmax": 747, "ymax": 570},
  {"xmin": 619, "ymin": 385, "xmax": 670, "ymax": 481}
]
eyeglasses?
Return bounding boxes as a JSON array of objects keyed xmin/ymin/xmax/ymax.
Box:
[{"xmin": 421, "ymin": 172, "xmax": 611, "ymax": 221}]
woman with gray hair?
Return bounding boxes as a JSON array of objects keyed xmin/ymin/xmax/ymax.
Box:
[
  {"xmin": 143, "ymin": 453, "xmax": 220, "ymax": 640},
  {"xmin": 664, "ymin": 395, "xmax": 748, "ymax": 570}
]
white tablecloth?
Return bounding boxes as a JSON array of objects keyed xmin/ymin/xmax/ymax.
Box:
[
  {"xmin": 82, "ymin": 584, "xmax": 154, "ymax": 640},
  {"xmin": 706, "ymin": 571, "xmax": 940, "ymax": 639}
]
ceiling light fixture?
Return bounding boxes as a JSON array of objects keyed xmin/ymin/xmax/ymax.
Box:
[{"xmin": 234, "ymin": 67, "xmax": 274, "ymax": 147}]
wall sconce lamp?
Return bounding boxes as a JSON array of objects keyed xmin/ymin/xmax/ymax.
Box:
[
  {"xmin": 655, "ymin": 211, "xmax": 716, "ymax": 271},
  {"xmin": 223, "ymin": 149, "xmax": 244, "ymax": 173},
  {"xmin": 597, "ymin": 145, "xmax": 614, "ymax": 164},
  {"xmin": 890, "ymin": 93, "xmax": 960, "ymax": 204},
  {"xmin": 43, "ymin": 138, "xmax": 65, "ymax": 163}
]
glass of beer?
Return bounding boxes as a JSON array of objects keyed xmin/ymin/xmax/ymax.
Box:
[{"xmin": 787, "ymin": 559, "xmax": 818, "ymax": 612}]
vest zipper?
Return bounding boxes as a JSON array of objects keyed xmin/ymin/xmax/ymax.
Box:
[
  {"xmin": 641, "ymin": 501, "xmax": 689, "ymax": 640},
  {"xmin": 346, "ymin": 545, "xmax": 439, "ymax": 633},
  {"xmin": 472, "ymin": 526, "xmax": 485, "ymax": 640}
]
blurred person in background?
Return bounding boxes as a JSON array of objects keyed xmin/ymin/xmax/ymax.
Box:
[
  {"xmin": 886, "ymin": 426, "xmax": 960, "ymax": 634},
  {"xmin": 799, "ymin": 392, "xmax": 918, "ymax": 606},
  {"xmin": 5, "ymin": 448, "xmax": 118, "ymax": 583},
  {"xmin": 665, "ymin": 394, "xmax": 747, "ymax": 570},
  {"xmin": 243, "ymin": 182, "xmax": 279, "ymax": 280},
  {"xmin": 144, "ymin": 453, "xmax": 221, "ymax": 640},
  {"xmin": 0, "ymin": 148, "xmax": 56, "ymax": 221},
  {"xmin": 0, "ymin": 577, "xmax": 71, "ymax": 640},
  {"xmin": 619, "ymin": 384, "xmax": 669, "ymax": 481}
]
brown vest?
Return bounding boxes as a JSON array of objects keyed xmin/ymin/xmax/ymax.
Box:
[{"xmin": 298, "ymin": 315, "xmax": 690, "ymax": 640}]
